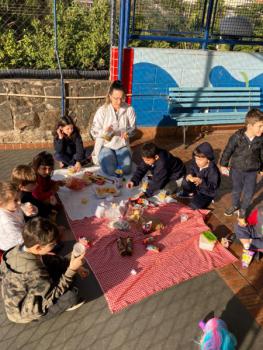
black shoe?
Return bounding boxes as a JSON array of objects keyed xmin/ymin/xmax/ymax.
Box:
[
  {"xmin": 224, "ymin": 206, "xmax": 239, "ymax": 216},
  {"xmin": 176, "ymin": 191, "xmax": 194, "ymax": 199}
]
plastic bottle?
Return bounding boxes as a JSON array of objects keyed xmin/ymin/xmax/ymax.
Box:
[
  {"xmin": 72, "ymin": 242, "xmax": 86, "ymax": 257},
  {"xmin": 115, "ymin": 166, "xmax": 123, "ymax": 189}
]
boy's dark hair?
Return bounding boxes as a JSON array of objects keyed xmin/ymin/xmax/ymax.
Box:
[
  {"xmin": 141, "ymin": 143, "xmax": 159, "ymax": 158},
  {"xmin": 53, "ymin": 115, "xmax": 80, "ymax": 139},
  {"xmin": 11, "ymin": 165, "xmax": 36, "ymax": 187},
  {"xmin": 193, "ymin": 149, "xmax": 207, "ymax": 159},
  {"xmin": 32, "ymin": 151, "xmax": 54, "ymax": 171},
  {"xmin": 245, "ymin": 108, "xmax": 263, "ymax": 126},
  {"xmin": 22, "ymin": 217, "xmax": 59, "ymax": 248}
]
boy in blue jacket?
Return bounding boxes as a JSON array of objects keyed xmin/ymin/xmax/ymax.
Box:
[
  {"xmin": 179, "ymin": 142, "xmax": 221, "ymax": 209},
  {"xmin": 127, "ymin": 143, "xmax": 186, "ymax": 197}
]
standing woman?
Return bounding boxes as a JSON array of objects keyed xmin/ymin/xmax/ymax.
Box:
[{"xmin": 90, "ymin": 80, "xmax": 136, "ymax": 176}]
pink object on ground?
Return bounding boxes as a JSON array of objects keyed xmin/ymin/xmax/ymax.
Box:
[{"xmin": 67, "ymin": 203, "xmax": 237, "ymax": 313}]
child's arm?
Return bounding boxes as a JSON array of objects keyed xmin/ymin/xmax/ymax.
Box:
[
  {"xmin": 74, "ymin": 134, "xmax": 85, "ymax": 164},
  {"xmin": 54, "ymin": 137, "xmax": 65, "ymax": 154},
  {"xmin": 220, "ymin": 133, "xmax": 238, "ymax": 168},
  {"xmin": 130, "ymin": 161, "xmax": 149, "ymax": 187},
  {"xmin": 145, "ymin": 162, "xmax": 169, "ymax": 197},
  {"xmin": 0, "ymin": 211, "xmax": 24, "ymax": 251}
]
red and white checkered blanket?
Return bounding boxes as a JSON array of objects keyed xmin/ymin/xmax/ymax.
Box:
[{"xmin": 68, "ymin": 203, "xmax": 237, "ymax": 313}]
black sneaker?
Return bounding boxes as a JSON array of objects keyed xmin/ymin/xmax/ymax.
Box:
[{"xmin": 224, "ymin": 206, "xmax": 239, "ymax": 216}]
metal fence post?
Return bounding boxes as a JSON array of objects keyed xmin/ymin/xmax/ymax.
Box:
[
  {"xmin": 124, "ymin": 0, "xmax": 131, "ymax": 48},
  {"xmin": 118, "ymin": 0, "xmax": 126, "ymax": 81},
  {"xmin": 202, "ymin": 0, "xmax": 214, "ymax": 50},
  {"xmin": 53, "ymin": 0, "xmax": 65, "ymax": 117}
]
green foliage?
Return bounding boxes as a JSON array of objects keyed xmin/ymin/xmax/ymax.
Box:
[{"xmin": 0, "ymin": 0, "xmax": 110, "ymax": 69}]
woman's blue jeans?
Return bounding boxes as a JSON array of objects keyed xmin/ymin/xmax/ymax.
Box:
[{"xmin": 98, "ymin": 146, "xmax": 132, "ymax": 176}]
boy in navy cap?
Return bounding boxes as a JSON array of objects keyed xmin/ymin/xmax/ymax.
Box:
[{"xmin": 178, "ymin": 142, "xmax": 221, "ymax": 209}]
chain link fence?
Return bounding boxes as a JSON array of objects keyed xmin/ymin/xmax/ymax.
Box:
[{"xmin": 129, "ymin": 0, "xmax": 263, "ymax": 45}]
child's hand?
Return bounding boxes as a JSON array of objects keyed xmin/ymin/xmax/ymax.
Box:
[
  {"xmin": 77, "ymin": 266, "xmax": 89, "ymax": 279},
  {"xmin": 238, "ymin": 217, "xmax": 247, "ymax": 227},
  {"xmin": 193, "ymin": 177, "xmax": 202, "ymax": 186},
  {"xmin": 50, "ymin": 195, "xmax": 57, "ymax": 206},
  {"xmin": 21, "ymin": 202, "xmax": 38, "ymax": 217},
  {"xmin": 74, "ymin": 162, "xmax": 81, "ymax": 173},
  {"xmin": 186, "ymin": 174, "xmax": 194, "ymax": 182},
  {"xmin": 221, "ymin": 166, "xmax": 230, "ymax": 176},
  {"xmin": 57, "ymin": 127, "xmax": 64, "ymax": 139},
  {"xmin": 69, "ymin": 252, "xmax": 85, "ymax": 272},
  {"xmin": 126, "ymin": 181, "xmax": 134, "ymax": 189}
]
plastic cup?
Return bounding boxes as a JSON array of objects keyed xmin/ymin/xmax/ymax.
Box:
[
  {"xmin": 72, "ymin": 242, "xmax": 86, "ymax": 258},
  {"xmin": 21, "ymin": 202, "xmax": 38, "ymax": 217}
]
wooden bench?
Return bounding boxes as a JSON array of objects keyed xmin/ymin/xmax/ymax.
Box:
[{"xmin": 168, "ymin": 87, "xmax": 261, "ymax": 146}]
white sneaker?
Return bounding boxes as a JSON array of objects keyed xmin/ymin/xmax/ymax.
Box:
[{"xmin": 66, "ymin": 301, "xmax": 85, "ymax": 312}]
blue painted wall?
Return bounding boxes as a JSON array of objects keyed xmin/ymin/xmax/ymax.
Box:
[{"xmin": 131, "ymin": 48, "xmax": 263, "ymax": 126}]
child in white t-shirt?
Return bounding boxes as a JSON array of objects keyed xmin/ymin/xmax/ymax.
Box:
[{"xmin": 0, "ymin": 182, "xmax": 24, "ymax": 251}]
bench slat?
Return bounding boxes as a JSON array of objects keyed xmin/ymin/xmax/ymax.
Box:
[
  {"xmin": 177, "ymin": 119, "xmax": 245, "ymax": 126},
  {"xmin": 170, "ymin": 112, "xmax": 246, "ymax": 119},
  {"xmin": 169, "ymin": 92, "xmax": 260, "ymax": 98},
  {"xmin": 169, "ymin": 87, "xmax": 261, "ymax": 92},
  {"xmin": 169, "ymin": 102, "xmax": 259, "ymax": 108},
  {"xmin": 169, "ymin": 97, "xmax": 260, "ymax": 103}
]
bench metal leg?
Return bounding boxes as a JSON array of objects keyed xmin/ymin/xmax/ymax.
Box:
[{"xmin": 183, "ymin": 126, "xmax": 186, "ymax": 147}]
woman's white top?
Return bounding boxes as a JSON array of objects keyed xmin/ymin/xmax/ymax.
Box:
[
  {"xmin": 0, "ymin": 208, "xmax": 24, "ymax": 251},
  {"xmin": 90, "ymin": 102, "xmax": 136, "ymax": 165}
]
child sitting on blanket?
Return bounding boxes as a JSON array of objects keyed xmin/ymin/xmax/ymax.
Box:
[
  {"xmin": 0, "ymin": 217, "xmax": 85, "ymax": 323},
  {"xmin": 0, "ymin": 182, "xmax": 24, "ymax": 252},
  {"xmin": 127, "ymin": 142, "xmax": 186, "ymax": 197},
  {"xmin": 32, "ymin": 151, "xmax": 64, "ymax": 207},
  {"xmin": 11, "ymin": 164, "xmax": 48, "ymax": 220},
  {"xmin": 178, "ymin": 142, "xmax": 221, "ymax": 209},
  {"xmin": 53, "ymin": 115, "xmax": 91, "ymax": 172}
]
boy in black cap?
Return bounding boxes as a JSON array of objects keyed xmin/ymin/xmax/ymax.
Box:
[{"xmin": 178, "ymin": 142, "xmax": 221, "ymax": 209}]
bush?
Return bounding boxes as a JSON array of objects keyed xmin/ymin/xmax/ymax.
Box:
[{"xmin": 0, "ymin": 0, "xmax": 110, "ymax": 70}]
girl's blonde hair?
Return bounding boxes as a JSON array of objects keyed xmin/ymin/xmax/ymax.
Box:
[
  {"xmin": 11, "ymin": 165, "xmax": 36, "ymax": 187},
  {"xmin": 0, "ymin": 181, "xmax": 18, "ymax": 205},
  {"xmin": 105, "ymin": 80, "xmax": 126, "ymax": 105}
]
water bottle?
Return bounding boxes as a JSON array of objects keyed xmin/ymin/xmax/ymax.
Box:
[{"xmin": 115, "ymin": 166, "xmax": 123, "ymax": 189}]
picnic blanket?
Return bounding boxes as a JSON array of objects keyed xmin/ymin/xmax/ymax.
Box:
[{"xmin": 68, "ymin": 202, "xmax": 237, "ymax": 313}]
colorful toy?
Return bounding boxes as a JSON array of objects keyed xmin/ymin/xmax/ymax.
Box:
[
  {"xmin": 142, "ymin": 220, "xmax": 153, "ymax": 234},
  {"xmin": 241, "ymin": 249, "xmax": 255, "ymax": 268},
  {"xmin": 146, "ymin": 244, "xmax": 160, "ymax": 253},
  {"xmin": 199, "ymin": 317, "xmax": 237, "ymax": 350},
  {"xmin": 143, "ymin": 236, "xmax": 155, "ymax": 245}
]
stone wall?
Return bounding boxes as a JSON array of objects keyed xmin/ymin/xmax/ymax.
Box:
[{"xmin": 0, "ymin": 79, "xmax": 110, "ymax": 143}]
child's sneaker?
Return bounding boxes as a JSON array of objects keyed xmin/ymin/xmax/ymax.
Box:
[
  {"xmin": 176, "ymin": 191, "xmax": 194, "ymax": 199},
  {"xmin": 224, "ymin": 206, "xmax": 239, "ymax": 216},
  {"xmin": 66, "ymin": 300, "xmax": 85, "ymax": 311},
  {"xmin": 241, "ymin": 249, "xmax": 255, "ymax": 268}
]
